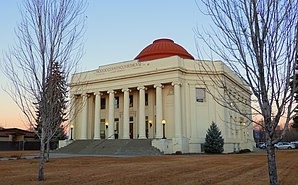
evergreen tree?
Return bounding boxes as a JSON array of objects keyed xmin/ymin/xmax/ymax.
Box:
[
  {"xmin": 204, "ymin": 122, "xmax": 224, "ymax": 154},
  {"xmin": 292, "ymin": 118, "xmax": 298, "ymax": 129},
  {"xmin": 34, "ymin": 62, "xmax": 68, "ymax": 152}
]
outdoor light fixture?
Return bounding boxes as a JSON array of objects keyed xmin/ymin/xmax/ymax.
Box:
[
  {"xmin": 70, "ymin": 124, "xmax": 74, "ymax": 140},
  {"xmin": 162, "ymin": 119, "xmax": 166, "ymax": 139},
  {"xmin": 105, "ymin": 122, "xmax": 109, "ymax": 129},
  {"xmin": 149, "ymin": 120, "xmax": 152, "ymax": 128}
]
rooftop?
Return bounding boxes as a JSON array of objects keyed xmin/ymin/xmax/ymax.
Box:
[{"xmin": 134, "ymin": 38, "xmax": 194, "ymax": 62}]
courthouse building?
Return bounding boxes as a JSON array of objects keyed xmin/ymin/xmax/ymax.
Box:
[{"xmin": 70, "ymin": 38, "xmax": 254, "ymax": 153}]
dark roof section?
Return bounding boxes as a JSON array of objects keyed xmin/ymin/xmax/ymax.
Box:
[
  {"xmin": 134, "ymin": 38, "xmax": 194, "ymax": 62},
  {"xmin": 0, "ymin": 128, "xmax": 36, "ymax": 137}
]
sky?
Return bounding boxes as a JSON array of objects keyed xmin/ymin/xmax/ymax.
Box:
[{"xmin": 0, "ymin": 1, "xmax": 212, "ymax": 129}]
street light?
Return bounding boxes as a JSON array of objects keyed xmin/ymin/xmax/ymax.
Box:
[
  {"xmin": 149, "ymin": 120, "xmax": 152, "ymax": 128},
  {"xmin": 70, "ymin": 124, "xmax": 74, "ymax": 140},
  {"xmin": 105, "ymin": 122, "xmax": 109, "ymax": 129},
  {"xmin": 162, "ymin": 119, "xmax": 166, "ymax": 139}
]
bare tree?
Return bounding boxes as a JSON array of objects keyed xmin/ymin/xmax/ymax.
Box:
[
  {"xmin": 195, "ymin": 0, "xmax": 297, "ymax": 184},
  {"xmin": 2, "ymin": 0, "xmax": 86, "ymax": 181},
  {"xmin": 35, "ymin": 61, "xmax": 68, "ymax": 162}
]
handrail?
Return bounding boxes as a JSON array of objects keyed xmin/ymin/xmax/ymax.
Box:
[
  {"xmin": 91, "ymin": 134, "xmax": 115, "ymax": 149},
  {"xmin": 107, "ymin": 134, "xmax": 115, "ymax": 139}
]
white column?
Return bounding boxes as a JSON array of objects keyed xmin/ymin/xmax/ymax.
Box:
[
  {"xmin": 122, "ymin": 88, "xmax": 130, "ymax": 139},
  {"xmin": 108, "ymin": 90, "xmax": 115, "ymax": 139},
  {"xmin": 93, "ymin": 92, "xmax": 101, "ymax": 140},
  {"xmin": 154, "ymin": 84, "xmax": 163, "ymax": 139},
  {"xmin": 172, "ymin": 82, "xmax": 182, "ymax": 138},
  {"xmin": 80, "ymin": 94, "xmax": 88, "ymax": 139},
  {"xmin": 138, "ymin": 86, "xmax": 147, "ymax": 139},
  {"xmin": 69, "ymin": 95, "xmax": 76, "ymax": 139}
]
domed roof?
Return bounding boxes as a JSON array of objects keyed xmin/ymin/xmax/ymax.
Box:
[{"xmin": 134, "ymin": 38, "xmax": 194, "ymax": 62}]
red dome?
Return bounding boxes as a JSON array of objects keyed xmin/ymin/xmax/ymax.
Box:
[{"xmin": 135, "ymin": 39, "xmax": 194, "ymax": 62}]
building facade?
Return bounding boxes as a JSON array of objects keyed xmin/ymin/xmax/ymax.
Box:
[{"xmin": 70, "ymin": 39, "xmax": 254, "ymax": 153}]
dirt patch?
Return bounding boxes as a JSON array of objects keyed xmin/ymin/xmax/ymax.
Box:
[
  {"xmin": 0, "ymin": 150, "xmax": 297, "ymax": 185},
  {"xmin": 0, "ymin": 150, "xmax": 39, "ymax": 158}
]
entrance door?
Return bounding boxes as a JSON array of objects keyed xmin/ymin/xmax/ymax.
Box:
[
  {"xmin": 145, "ymin": 116, "xmax": 149, "ymax": 138},
  {"xmin": 129, "ymin": 123, "xmax": 133, "ymax": 139},
  {"xmin": 100, "ymin": 119, "xmax": 105, "ymax": 139},
  {"xmin": 115, "ymin": 118, "xmax": 119, "ymax": 139}
]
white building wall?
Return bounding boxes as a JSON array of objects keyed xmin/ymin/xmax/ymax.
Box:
[{"xmin": 70, "ymin": 56, "xmax": 254, "ymax": 153}]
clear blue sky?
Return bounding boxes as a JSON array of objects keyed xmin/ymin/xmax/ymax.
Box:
[{"xmin": 0, "ymin": 0, "xmax": 212, "ymax": 129}]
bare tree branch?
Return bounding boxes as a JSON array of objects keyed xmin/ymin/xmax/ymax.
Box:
[
  {"xmin": 1, "ymin": 0, "xmax": 86, "ymax": 181},
  {"xmin": 195, "ymin": 0, "xmax": 297, "ymax": 184}
]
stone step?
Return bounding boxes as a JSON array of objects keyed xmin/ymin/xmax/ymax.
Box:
[
  {"xmin": 55, "ymin": 139, "xmax": 163, "ymax": 156},
  {"xmin": 55, "ymin": 140, "xmax": 94, "ymax": 153}
]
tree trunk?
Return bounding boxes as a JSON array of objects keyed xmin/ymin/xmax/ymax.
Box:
[
  {"xmin": 267, "ymin": 144, "xmax": 278, "ymax": 185},
  {"xmin": 45, "ymin": 140, "xmax": 50, "ymax": 162},
  {"xmin": 38, "ymin": 138, "xmax": 45, "ymax": 181}
]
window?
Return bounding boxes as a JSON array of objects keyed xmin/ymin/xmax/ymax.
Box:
[
  {"xmin": 145, "ymin": 93, "xmax": 148, "ymax": 106},
  {"xmin": 114, "ymin": 96, "xmax": 119, "ymax": 108},
  {"xmin": 196, "ymin": 88, "xmax": 206, "ymax": 102},
  {"xmin": 101, "ymin": 98, "xmax": 106, "ymax": 109},
  {"xmin": 129, "ymin": 116, "xmax": 134, "ymax": 122},
  {"xmin": 129, "ymin": 95, "xmax": 133, "ymax": 107}
]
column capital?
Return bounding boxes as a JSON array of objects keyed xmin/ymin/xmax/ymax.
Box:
[
  {"xmin": 107, "ymin": 90, "xmax": 116, "ymax": 94},
  {"xmin": 154, "ymin": 84, "xmax": 164, "ymax": 88},
  {"xmin": 73, "ymin": 94, "xmax": 80, "ymax": 99},
  {"xmin": 81, "ymin": 93, "xmax": 92, "ymax": 98},
  {"xmin": 172, "ymin": 81, "xmax": 182, "ymax": 87},
  {"xmin": 122, "ymin": 88, "xmax": 131, "ymax": 93},
  {"xmin": 94, "ymin": 92, "xmax": 103, "ymax": 96},
  {"xmin": 137, "ymin": 86, "xmax": 147, "ymax": 91},
  {"xmin": 70, "ymin": 94, "xmax": 75, "ymax": 99}
]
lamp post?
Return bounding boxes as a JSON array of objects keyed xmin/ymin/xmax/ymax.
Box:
[
  {"xmin": 149, "ymin": 120, "xmax": 152, "ymax": 128},
  {"xmin": 105, "ymin": 122, "xmax": 109, "ymax": 139},
  {"xmin": 70, "ymin": 124, "xmax": 74, "ymax": 140},
  {"xmin": 162, "ymin": 119, "xmax": 166, "ymax": 139}
]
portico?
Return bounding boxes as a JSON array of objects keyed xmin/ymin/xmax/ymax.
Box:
[{"xmin": 72, "ymin": 82, "xmax": 181, "ymax": 141}]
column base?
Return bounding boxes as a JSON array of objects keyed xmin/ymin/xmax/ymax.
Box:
[
  {"xmin": 93, "ymin": 137, "xmax": 101, "ymax": 140},
  {"xmin": 155, "ymin": 135, "xmax": 163, "ymax": 139},
  {"xmin": 138, "ymin": 135, "xmax": 147, "ymax": 139}
]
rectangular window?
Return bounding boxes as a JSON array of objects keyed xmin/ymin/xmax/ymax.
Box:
[
  {"xmin": 129, "ymin": 116, "xmax": 134, "ymax": 122},
  {"xmin": 101, "ymin": 98, "xmax": 106, "ymax": 109},
  {"xmin": 196, "ymin": 88, "xmax": 206, "ymax": 102},
  {"xmin": 114, "ymin": 96, "xmax": 119, "ymax": 109},
  {"xmin": 129, "ymin": 95, "xmax": 133, "ymax": 107},
  {"xmin": 145, "ymin": 93, "xmax": 148, "ymax": 106}
]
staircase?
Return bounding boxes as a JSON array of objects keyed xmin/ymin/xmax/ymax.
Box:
[{"xmin": 55, "ymin": 139, "xmax": 163, "ymax": 156}]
